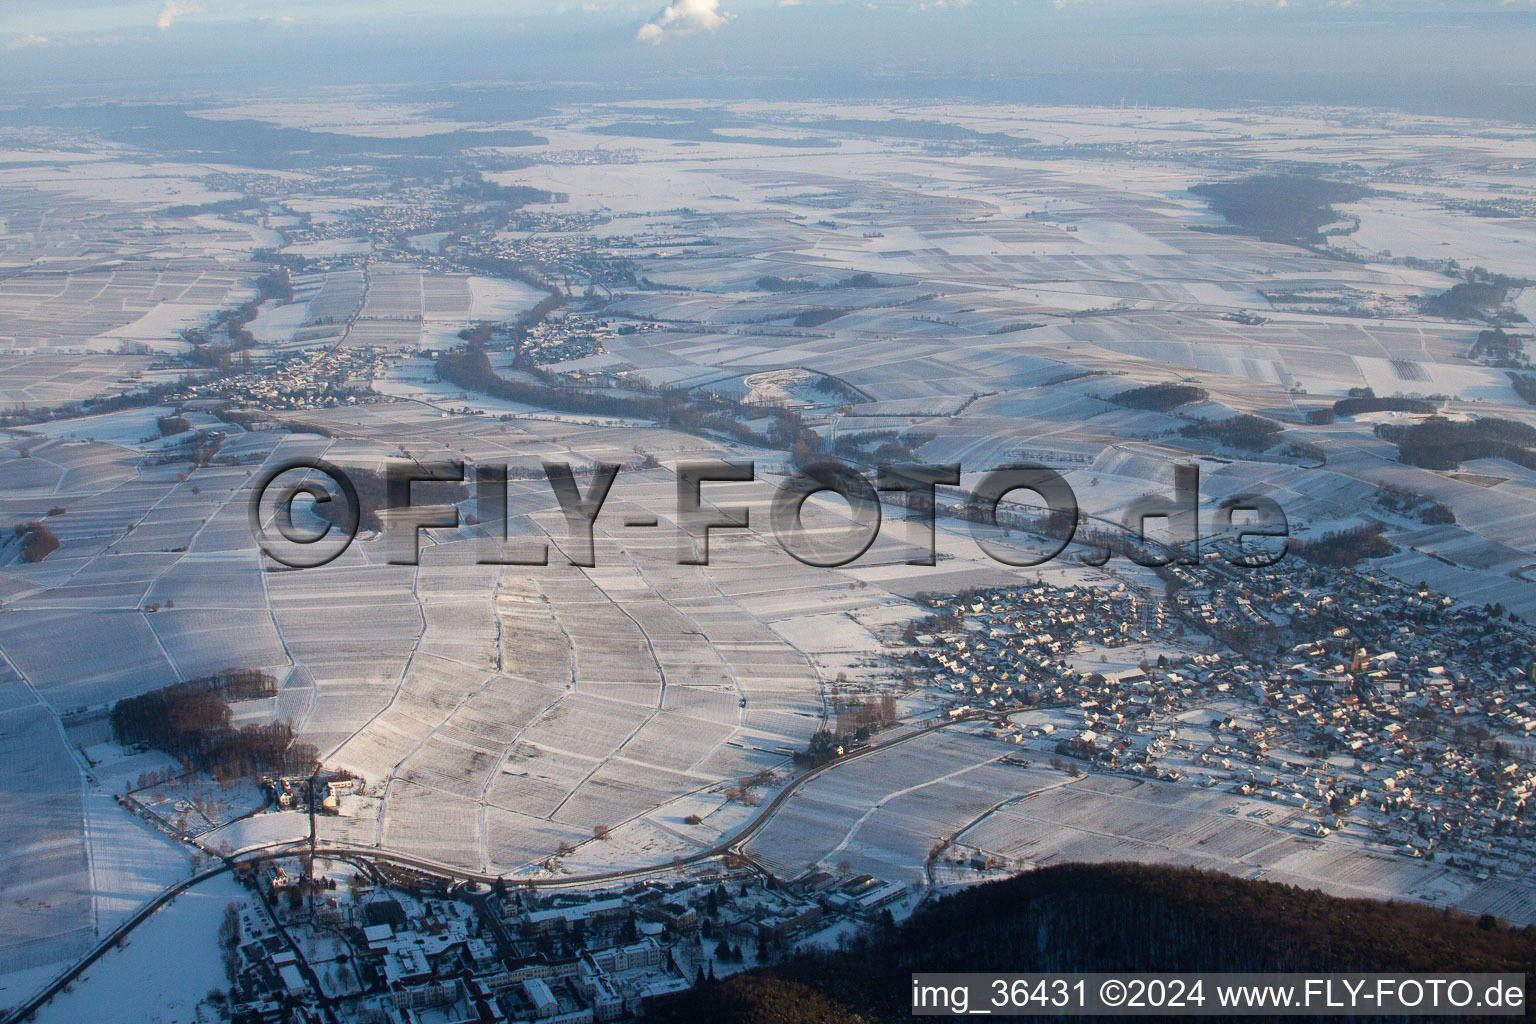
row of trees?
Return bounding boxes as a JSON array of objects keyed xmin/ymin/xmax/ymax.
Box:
[
  {"xmin": 312, "ymin": 465, "xmax": 394, "ymax": 535},
  {"xmin": 156, "ymin": 413, "xmax": 191, "ymax": 437},
  {"xmin": 1375, "ymin": 484, "xmax": 1456, "ymax": 525},
  {"xmin": 832, "ymin": 694, "xmax": 897, "ymax": 736},
  {"xmin": 1422, "ymin": 270, "xmax": 1531, "ymax": 321},
  {"xmin": 12, "ymin": 521, "xmax": 59, "ymax": 563},
  {"xmin": 790, "ymin": 307, "xmax": 849, "ymax": 328},
  {"xmin": 755, "ymin": 272, "xmax": 885, "ymax": 293},
  {"xmin": 436, "ymin": 341, "xmax": 830, "ymax": 467},
  {"xmin": 1469, "ymin": 327, "xmax": 1530, "ymax": 368},
  {"xmin": 161, "ymin": 195, "xmax": 262, "ymax": 218},
  {"xmin": 452, "ymin": 255, "xmax": 566, "ymax": 323},
  {"xmin": 1511, "ymin": 372, "xmax": 1536, "ymax": 407},
  {"xmin": 1107, "ymin": 382, "xmax": 1208, "ymax": 411},
  {"xmin": 649, "ymin": 862, "xmax": 1536, "ymax": 1024},
  {"xmin": 451, "ymin": 172, "xmax": 557, "ymax": 207},
  {"xmin": 793, "ymin": 730, "xmax": 847, "ymax": 768},
  {"xmin": 177, "ymin": 268, "xmax": 292, "ymax": 370},
  {"xmin": 110, "ymin": 678, "xmax": 315, "ymax": 783},
  {"xmin": 199, "ymin": 668, "xmax": 279, "ymax": 701},
  {"xmin": 1179, "ymin": 413, "xmax": 1282, "ymax": 452},
  {"xmin": 1331, "ymin": 390, "xmax": 1440, "ymax": 418},
  {"xmin": 1378, "ymin": 415, "xmax": 1536, "ymax": 471},
  {"xmin": 1292, "ymin": 523, "xmax": 1397, "ymax": 568}
]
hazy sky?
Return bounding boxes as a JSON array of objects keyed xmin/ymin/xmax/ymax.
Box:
[
  {"xmin": 6, "ymin": 0, "xmax": 1535, "ymax": 48},
  {"xmin": 3, "ymin": 0, "xmax": 1534, "ymax": 122}
]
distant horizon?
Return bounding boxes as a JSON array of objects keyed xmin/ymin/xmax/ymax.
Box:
[{"xmin": 3, "ymin": 4, "xmax": 1535, "ymax": 125}]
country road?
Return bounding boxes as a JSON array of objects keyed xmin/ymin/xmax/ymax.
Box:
[{"xmin": 2, "ymin": 712, "xmax": 972, "ymax": 1024}]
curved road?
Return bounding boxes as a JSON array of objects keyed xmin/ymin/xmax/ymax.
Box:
[
  {"xmin": 2, "ymin": 712, "xmax": 972, "ymax": 1024},
  {"xmin": 2, "ymin": 860, "xmax": 237, "ymax": 1024}
]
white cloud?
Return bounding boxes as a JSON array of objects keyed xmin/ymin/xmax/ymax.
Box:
[
  {"xmin": 156, "ymin": 0, "xmax": 203, "ymax": 30},
  {"xmin": 5, "ymin": 33, "xmax": 49, "ymax": 49},
  {"xmin": 636, "ymin": 0, "xmax": 728, "ymax": 44}
]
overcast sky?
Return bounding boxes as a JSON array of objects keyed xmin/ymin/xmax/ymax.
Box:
[{"xmin": 3, "ymin": 0, "xmax": 1534, "ymax": 121}]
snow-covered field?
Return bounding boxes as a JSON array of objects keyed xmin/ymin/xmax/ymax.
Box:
[
  {"xmin": 4, "ymin": 97, "xmax": 1536, "ymax": 1007},
  {"xmin": 29, "ymin": 872, "xmax": 248, "ymax": 1024},
  {"xmin": 751, "ymin": 725, "xmax": 1536, "ymax": 925},
  {"xmin": 467, "ymin": 275, "xmax": 546, "ymax": 319}
]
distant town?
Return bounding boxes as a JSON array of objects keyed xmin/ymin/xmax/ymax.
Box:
[{"xmin": 3, "ymin": 82, "xmax": 1536, "ymax": 1024}]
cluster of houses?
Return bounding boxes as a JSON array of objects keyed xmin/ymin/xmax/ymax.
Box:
[
  {"xmin": 273, "ymin": 183, "xmax": 456, "ymax": 270},
  {"xmin": 220, "ymin": 864, "xmax": 694, "ymax": 1024},
  {"xmin": 788, "ymin": 870, "xmax": 906, "ymax": 919},
  {"xmin": 216, "ymin": 858, "xmax": 890, "ymax": 1024},
  {"xmin": 177, "ymin": 346, "xmax": 386, "ymax": 411},
  {"xmin": 913, "ymin": 582, "xmax": 1163, "ymax": 710},
  {"xmin": 235, "ymin": 164, "xmax": 608, "ymax": 284},
  {"xmin": 904, "ymin": 561, "xmax": 1536, "ymax": 871},
  {"xmin": 266, "ymin": 770, "xmax": 365, "ymax": 814},
  {"xmin": 519, "ymin": 313, "xmax": 658, "ymax": 375}
]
